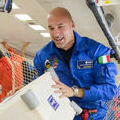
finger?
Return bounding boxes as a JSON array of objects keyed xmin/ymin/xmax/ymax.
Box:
[
  {"xmin": 59, "ymin": 94, "xmax": 65, "ymax": 99},
  {"xmin": 52, "ymin": 77, "xmax": 63, "ymax": 85},
  {"xmin": 52, "ymin": 84, "xmax": 64, "ymax": 89},
  {"xmin": 52, "ymin": 77, "xmax": 60, "ymax": 83},
  {"xmin": 51, "ymin": 84, "xmax": 59, "ymax": 88},
  {"xmin": 54, "ymin": 90, "xmax": 61, "ymax": 93}
]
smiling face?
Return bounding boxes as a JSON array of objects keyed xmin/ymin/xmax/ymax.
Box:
[{"xmin": 48, "ymin": 7, "xmax": 75, "ymax": 50}]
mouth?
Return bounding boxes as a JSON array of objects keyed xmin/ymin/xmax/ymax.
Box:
[{"xmin": 56, "ymin": 37, "xmax": 64, "ymax": 42}]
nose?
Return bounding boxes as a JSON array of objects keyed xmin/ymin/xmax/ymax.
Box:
[{"xmin": 53, "ymin": 29, "xmax": 60, "ymax": 38}]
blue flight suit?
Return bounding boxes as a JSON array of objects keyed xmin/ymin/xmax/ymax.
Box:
[{"xmin": 34, "ymin": 31, "xmax": 117, "ymax": 120}]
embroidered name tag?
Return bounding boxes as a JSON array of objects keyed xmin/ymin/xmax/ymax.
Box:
[{"xmin": 77, "ymin": 60, "xmax": 93, "ymax": 69}]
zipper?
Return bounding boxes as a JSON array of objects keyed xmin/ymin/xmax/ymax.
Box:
[{"xmin": 69, "ymin": 52, "xmax": 76, "ymax": 86}]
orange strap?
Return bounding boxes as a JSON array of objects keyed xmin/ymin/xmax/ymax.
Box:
[{"xmin": 88, "ymin": 109, "xmax": 97, "ymax": 114}]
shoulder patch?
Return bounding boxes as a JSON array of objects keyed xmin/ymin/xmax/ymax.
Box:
[
  {"xmin": 98, "ymin": 55, "xmax": 110, "ymax": 64},
  {"xmin": 48, "ymin": 56, "xmax": 58, "ymax": 69}
]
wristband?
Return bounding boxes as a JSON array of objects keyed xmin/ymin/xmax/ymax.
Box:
[{"xmin": 72, "ymin": 86, "xmax": 79, "ymax": 97}]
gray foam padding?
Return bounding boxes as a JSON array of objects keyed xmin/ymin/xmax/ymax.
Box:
[{"xmin": 21, "ymin": 89, "xmax": 39, "ymax": 110}]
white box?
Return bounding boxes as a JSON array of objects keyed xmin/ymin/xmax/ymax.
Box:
[{"xmin": 0, "ymin": 72, "xmax": 76, "ymax": 120}]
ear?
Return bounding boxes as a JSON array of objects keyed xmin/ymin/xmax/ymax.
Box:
[{"xmin": 71, "ymin": 20, "xmax": 75, "ymax": 29}]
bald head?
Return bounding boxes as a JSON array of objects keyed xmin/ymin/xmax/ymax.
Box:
[
  {"xmin": 47, "ymin": 7, "xmax": 75, "ymax": 51},
  {"xmin": 48, "ymin": 7, "xmax": 73, "ymax": 21}
]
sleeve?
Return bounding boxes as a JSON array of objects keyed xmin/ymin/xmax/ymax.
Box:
[
  {"xmin": 33, "ymin": 52, "xmax": 44, "ymax": 76},
  {"xmin": 83, "ymin": 44, "xmax": 117, "ymax": 101}
]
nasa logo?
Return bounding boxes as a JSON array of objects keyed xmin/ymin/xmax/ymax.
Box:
[{"xmin": 47, "ymin": 95, "xmax": 59, "ymax": 111}]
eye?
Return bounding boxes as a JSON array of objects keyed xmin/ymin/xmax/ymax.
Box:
[
  {"xmin": 58, "ymin": 25, "xmax": 63, "ymax": 29},
  {"xmin": 48, "ymin": 27, "xmax": 54, "ymax": 31}
]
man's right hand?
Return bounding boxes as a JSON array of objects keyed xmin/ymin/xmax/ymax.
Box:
[{"xmin": 51, "ymin": 77, "xmax": 74, "ymax": 98}]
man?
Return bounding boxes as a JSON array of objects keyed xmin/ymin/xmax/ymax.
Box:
[{"xmin": 34, "ymin": 7, "xmax": 117, "ymax": 120}]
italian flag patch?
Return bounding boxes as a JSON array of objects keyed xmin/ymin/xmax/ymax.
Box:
[{"xmin": 98, "ymin": 55, "xmax": 110, "ymax": 64}]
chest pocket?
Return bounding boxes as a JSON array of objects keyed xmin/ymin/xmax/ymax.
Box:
[{"xmin": 94, "ymin": 62, "xmax": 117, "ymax": 84}]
